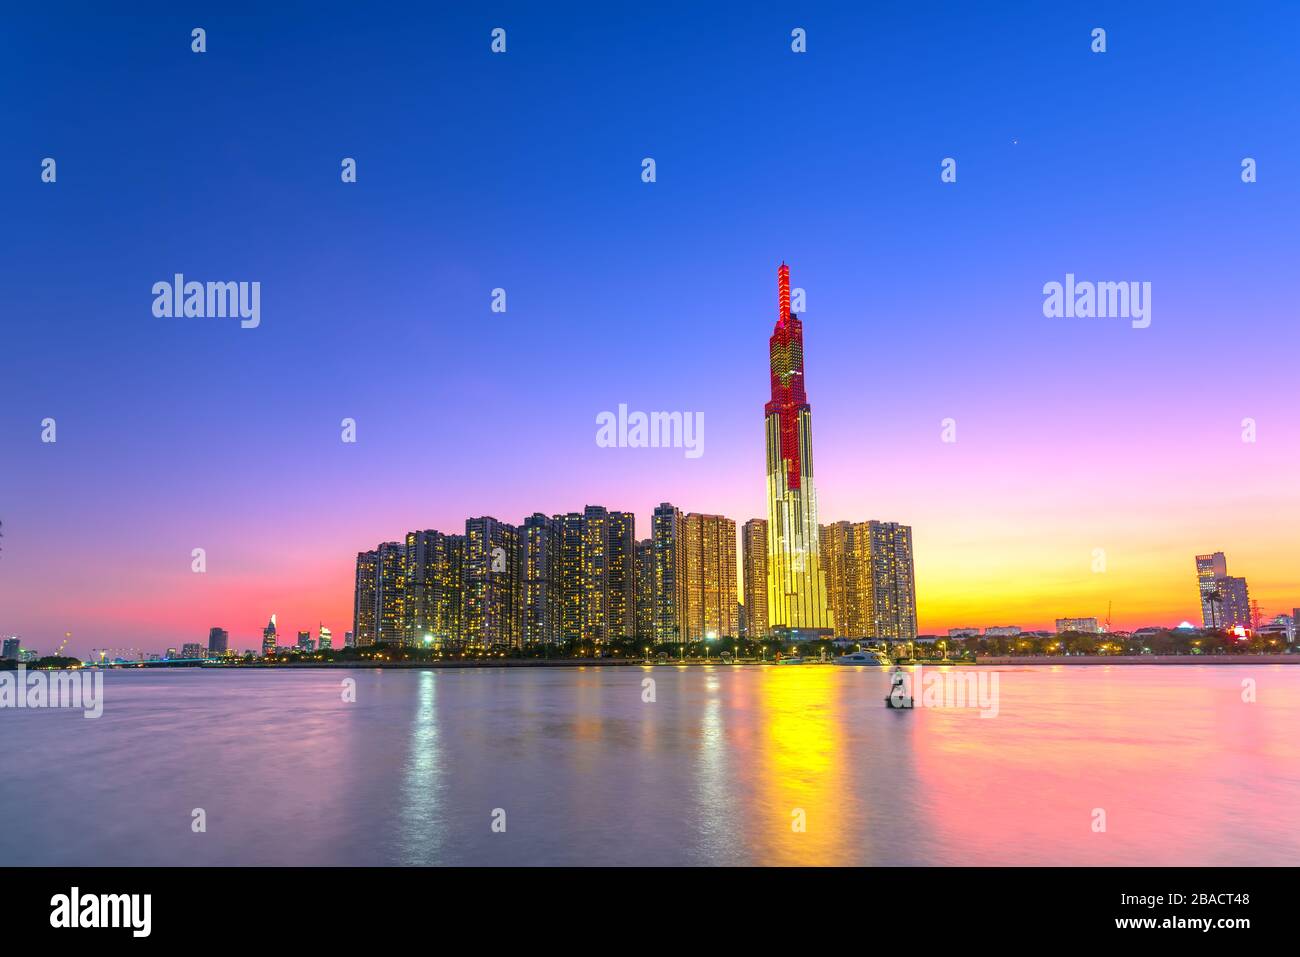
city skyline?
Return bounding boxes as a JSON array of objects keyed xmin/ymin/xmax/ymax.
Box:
[{"xmin": 3, "ymin": 6, "xmax": 1297, "ymax": 657}]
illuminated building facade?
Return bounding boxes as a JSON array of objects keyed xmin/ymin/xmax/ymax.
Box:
[
  {"xmin": 1196, "ymin": 551, "xmax": 1251, "ymax": 630},
  {"xmin": 819, "ymin": 520, "xmax": 917, "ymax": 640},
  {"xmin": 261, "ymin": 613, "xmax": 278, "ymax": 657},
  {"xmin": 405, "ymin": 529, "xmax": 465, "ymax": 647},
  {"xmin": 464, "ymin": 516, "xmax": 521, "ymax": 648},
  {"xmin": 682, "ymin": 513, "xmax": 738, "ymax": 640},
  {"xmin": 318, "ymin": 626, "xmax": 332, "ymax": 651},
  {"xmin": 353, "ymin": 550, "xmax": 379, "ymax": 646},
  {"xmin": 521, "ymin": 513, "xmax": 561, "ymax": 646},
  {"xmin": 557, "ymin": 512, "xmax": 585, "ymax": 642},
  {"xmin": 652, "ymin": 502, "xmax": 690, "ymax": 643},
  {"xmin": 741, "ymin": 519, "xmax": 769, "ymax": 639},
  {"xmin": 764, "ymin": 263, "xmax": 832, "ymax": 636},
  {"xmin": 375, "ymin": 541, "xmax": 407, "ymax": 646},
  {"xmin": 635, "ymin": 539, "xmax": 655, "ymax": 642},
  {"xmin": 607, "ymin": 511, "xmax": 637, "ymax": 641}
]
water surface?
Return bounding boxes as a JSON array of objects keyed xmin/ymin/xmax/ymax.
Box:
[{"xmin": 2, "ymin": 665, "xmax": 1295, "ymax": 865}]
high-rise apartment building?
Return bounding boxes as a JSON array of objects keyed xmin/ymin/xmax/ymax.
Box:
[
  {"xmin": 353, "ymin": 550, "xmax": 379, "ymax": 647},
  {"xmin": 557, "ymin": 512, "xmax": 585, "ymax": 643},
  {"xmin": 405, "ymin": 530, "xmax": 465, "ymax": 647},
  {"xmin": 682, "ymin": 513, "xmax": 738, "ymax": 640},
  {"xmin": 297, "ymin": 630, "xmax": 314, "ymax": 652},
  {"xmin": 581, "ymin": 505, "xmax": 610, "ymax": 643},
  {"xmin": 651, "ymin": 503, "xmax": 690, "ymax": 642},
  {"xmin": 764, "ymin": 263, "xmax": 832, "ymax": 636},
  {"xmin": 862, "ymin": 521, "xmax": 918, "ymax": 640},
  {"xmin": 607, "ymin": 511, "xmax": 637, "ymax": 641},
  {"xmin": 375, "ymin": 541, "xmax": 406, "ymax": 646},
  {"xmin": 741, "ymin": 519, "xmax": 769, "ymax": 639},
  {"xmin": 521, "ymin": 513, "xmax": 562, "ymax": 646},
  {"xmin": 464, "ymin": 516, "xmax": 521, "ymax": 648},
  {"xmin": 818, "ymin": 520, "xmax": 917, "ymax": 640},
  {"xmin": 635, "ymin": 538, "xmax": 655, "ymax": 642}
]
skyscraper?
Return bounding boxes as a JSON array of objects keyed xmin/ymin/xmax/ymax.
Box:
[
  {"xmin": 375, "ymin": 541, "xmax": 406, "ymax": 646},
  {"xmin": 861, "ymin": 521, "xmax": 918, "ymax": 640},
  {"xmin": 1196, "ymin": 552, "xmax": 1252, "ymax": 631},
  {"xmin": 652, "ymin": 502, "xmax": 690, "ymax": 643},
  {"xmin": 741, "ymin": 519, "xmax": 769, "ymax": 639},
  {"xmin": 405, "ymin": 530, "xmax": 466, "ymax": 647},
  {"xmin": 318, "ymin": 625, "xmax": 332, "ymax": 650},
  {"xmin": 1196, "ymin": 552, "xmax": 1228, "ymax": 628},
  {"xmin": 607, "ymin": 511, "xmax": 637, "ymax": 641},
  {"xmin": 464, "ymin": 516, "xmax": 521, "ymax": 648},
  {"xmin": 819, "ymin": 520, "xmax": 918, "ymax": 640},
  {"xmin": 521, "ymin": 513, "xmax": 562, "ymax": 646},
  {"xmin": 353, "ymin": 550, "xmax": 379, "ymax": 647},
  {"xmin": 207, "ymin": 627, "xmax": 229, "ymax": 655},
  {"xmin": 764, "ymin": 263, "xmax": 832, "ymax": 637},
  {"xmin": 261, "ymin": 614, "xmax": 277, "ymax": 657},
  {"xmin": 581, "ymin": 505, "xmax": 610, "ymax": 643},
  {"xmin": 557, "ymin": 511, "xmax": 585, "ymax": 642},
  {"xmin": 635, "ymin": 538, "xmax": 655, "ymax": 642},
  {"xmin": 682, "ymin": 513, "xmax": 739, "ymax": 640}
]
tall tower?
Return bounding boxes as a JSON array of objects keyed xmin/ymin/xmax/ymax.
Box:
[{"xmin": 764, "ymin": 263, "xmax": 832, "ymax": 635}]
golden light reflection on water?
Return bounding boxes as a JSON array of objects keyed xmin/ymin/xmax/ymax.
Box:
[{"xmin": 753, "ymin": 666, "xmax": 851, "ymax": 865}]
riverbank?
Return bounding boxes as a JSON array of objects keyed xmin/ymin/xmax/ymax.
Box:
[
  {"xmin": 93, "ymin": 653, "xmax": 1300, "ymax": 670},
  {"xmin": 974, "ymin": 654, "xmax": 1298, "ymax": 665}
]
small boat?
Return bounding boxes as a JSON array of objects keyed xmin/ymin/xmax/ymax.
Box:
[
  {"xmin": 775, "ymin": 656, "xmax": 804, "ymax": 665},
  {"xmin": 834, "ymin": 651, "xmax": 890, "ymax": 666}
]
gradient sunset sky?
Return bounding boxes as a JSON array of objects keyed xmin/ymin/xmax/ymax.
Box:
[{"xmin": 2, "ymin": 3, "xmax": 1297, "ymax": 656}]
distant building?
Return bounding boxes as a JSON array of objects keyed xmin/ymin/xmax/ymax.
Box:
[
  {"xmin": 352, "ymin": 550, "xmax": 379, "ymax": 647},
  {"xmin": 741, "ymin": 519, "xmax": 769, "ymax": 639},
  {"xmin": 1196, "ymin": 552, "xmax": 1251, "ymax": 631},
  {"xmin": 520, "ymin": 514, "xmax": 561, "ymax": 646},
  {"xmin": 181, "ymin": 642, "xmax": 204, "ymax": 658},
  {"xmin": 606, "ymin": 511, "xmax": 637, "ymax": 642},
  {"xmin": 948, "ymin": 627, "xmax": 981, "ymax": 638},
  {"xmin": 207, "ymin": 627, "xmax": 229, "ymax": 655},
  {"xmin": 464, "ymin": 516, "xmax": 521, "ymax": 648},
  {"xmin": 261, "ymin": 615, "xmax": 277, "ymax": 657},
  {"xmin": 404, "ymin": 529, "xmax": 465, "ymax": 648},
  {"xmin": 1257, "ymin": 615, "xmax": 1292, "ymax": 642},
  {"xmin": 651, "ymin": 503, "xmax": 689, "ymax": 643},
  {"xmin": 819, "ymin": 520, "xmax": 918, "ymax": 640},
  {"xmin": 681, "ymin": 512, "xmax": 738, "ymax": 640},
  {"xmin": 634, "ymin": 539, "xmax": 655, "ymax": 642},
  {"xmin": 1, "ymin": 637, "xmax": 19, "ymax": 660},
  {"xmin": 1195, "ymin": 552, "xmax": 1228, "ymax": 627},
  {"xmin": 344, "ymin": 630, "xmax": 355, "ymax": 648},
  {"xmin": 318, "ymin": 626, "xmax": 332, "ymax": 651},
  {"xmin": 1056, "ymin": 617, "xmax": 1100, "ymax": 634},
  {"xmin": 297, "ymin": 630, "xmax": 314, "ymax": 652},
  {"xmin": 984, "ymin": 626, "xmax": 1021, "ymax": 638}
]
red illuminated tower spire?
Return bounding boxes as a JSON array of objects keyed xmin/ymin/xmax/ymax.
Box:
[{"xmin": 765, "ymin": 263, "xmax": 808, "ymax": 490}]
